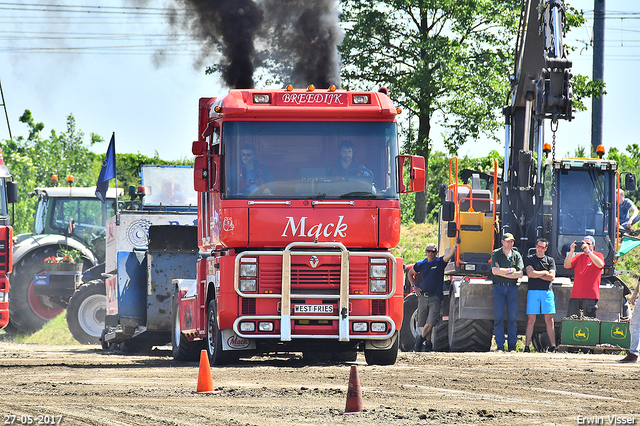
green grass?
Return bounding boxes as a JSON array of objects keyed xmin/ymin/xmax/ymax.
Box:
[
  {"xmin": 6, "ymin": 312, "xmax": 80, "ymax": 345},
  {"xmin": 392, "ymin": 222, "xmax": 438, "ymax": 265}
]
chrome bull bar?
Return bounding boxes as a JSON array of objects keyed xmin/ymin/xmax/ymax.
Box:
[{"xmin": 233, "ymin": 241, "xmax": 397, "ymax": 342}]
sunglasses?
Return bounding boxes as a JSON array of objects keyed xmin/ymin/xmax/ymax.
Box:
[
  {"xmin": 425, "ymin": 249, "xmax": 437, "ymax": 253},
  {"xmin": 536, "ymin": 244, "xmax": 547, "ymax": 249},
  {"xmin": 241, "ymin": 153, "xmax": 253, "ymax": 158}
]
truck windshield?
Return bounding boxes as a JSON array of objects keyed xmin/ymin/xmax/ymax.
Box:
[
  {"xmin": 222, "ymin": 121, "xmax": 399, "ymax": 200},
  {"xmin": 142, "ymin": 166, "xmax": 197, "ymax": 207}
]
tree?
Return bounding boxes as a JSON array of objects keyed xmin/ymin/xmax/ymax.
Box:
[
  {"xmin": 0, "ymin": 110, "xmax": 193, "ymax": 234},
  {"xmin": 340, "ymin": 0, "xmax": 519, "ymax": 223}
]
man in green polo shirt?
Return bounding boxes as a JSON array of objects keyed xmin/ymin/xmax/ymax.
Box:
[{"xmin": 491, "ymin": 233, "xmax": 524, "ymax": 352}]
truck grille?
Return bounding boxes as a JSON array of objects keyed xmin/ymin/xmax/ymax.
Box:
[
  {"xmin": 259, "ymin": 263, "xmax": 368, "ymax": 288},
  {"xmin": 242, "ymin": 297, "xmax": 256, "ymax": 315}
]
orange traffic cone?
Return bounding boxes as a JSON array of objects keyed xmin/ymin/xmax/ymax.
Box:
[
  {"xmin": 192, "ymin": 350, "xmax": 221, "ymax": 394},
  {"xmin": 342, "ymin": 365, "xmax": 363, "ymax": 414}
]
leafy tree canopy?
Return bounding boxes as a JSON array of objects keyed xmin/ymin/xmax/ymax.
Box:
[{"xmin": 0, "ymin": 110, "xmax": 193, "ymax": 234}]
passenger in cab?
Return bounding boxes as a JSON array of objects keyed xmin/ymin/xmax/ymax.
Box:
[{"xmin": 327, "ymin": 140, "xmax": 372, "ymax": 181}]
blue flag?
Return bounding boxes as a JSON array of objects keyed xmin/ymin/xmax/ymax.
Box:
[{"xmin": 95, "ymin": 133, "xmax": 116, "ymax": 202}]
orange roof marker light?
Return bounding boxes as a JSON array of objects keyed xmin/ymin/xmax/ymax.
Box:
[
  {"xmin": 51, "ymin": 174, "xmax": 59, "ymax": 186},
  {"xmin": 543, "ymin": 142, "xmax": 551, "ymax": 156},
  {"xmin": 307, "ymin": 84, "xmax": 315, "ymax": 92},
  {"xmin": 329, "ymin": 85, "xmax": 337, "ymax": 92},
  {"xmin": 596, "ymin": 144, "xmax": 605, "ymax": 159},
  {"xmin": 396, "ymin": 108, "xmax": 402, "ymax": 114},
  {"xmin": 286, "ymin": 85, "xmax": 293, "ymax": 91}
]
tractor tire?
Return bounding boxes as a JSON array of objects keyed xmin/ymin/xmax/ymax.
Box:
[
  {"xmin": 364, "ymin": 332, "xmax": 399, "ymax": 365},
  {"xmin": 448, "ymin": 297, "xmax": 492, "ymax": 352},
  {"xmin": 9, "ymin": 248, "xmax": 64, "ymax": 333},
  {"xmin": 431, "ymin": 319, "xmax": 449, "ymax": 352},
  {"xmin": 66, "ymin": 280, "xmax": 107, "ymax": 344},
  {"xmin": 206, "ymin": 299, "xmax": 238, "ymax": 365},
  {"xmin": 171, "ymin": 291, "xmax": 203, "ymax": 362},
  {"xmin": 399, "ymin": 293, "xmax": 419, "ymax": 352}
]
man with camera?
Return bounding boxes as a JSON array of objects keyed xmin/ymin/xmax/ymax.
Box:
[{"xmin": 563, "ymin": 236, "xmax": 604, "ymax": 318}]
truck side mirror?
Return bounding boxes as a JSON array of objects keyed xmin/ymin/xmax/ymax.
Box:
[
  {"xmin": 194, "ymin": 156, "xmax": 209, "ymax": 192},
  {"xmin": 192, "ymin": 140, "xmax": 207, "ymax": 156},
  {"xmin": 625, "ymin": 173, "xmax": 636, "ymax": 191},
  {"xmin": 398, "ymin": 155, "xmax": 426, "ymax": 193},
  {"xmin": 6, "ymin": 181, "xmax": 17, "ymax": 204},
  {"xmin": 441, "ymin": 201, "xmax": 455, "ymax": 222}
]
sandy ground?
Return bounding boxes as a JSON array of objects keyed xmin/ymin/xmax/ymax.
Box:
[{"xmin": 0, "ymin": 343, "xmax": 638, "ymax": 426}]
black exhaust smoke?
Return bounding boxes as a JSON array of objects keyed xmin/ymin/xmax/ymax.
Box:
[
  {"xmin": 169, "ymin": 0, "xmax": 342, "ymax": 89},
  {"xmin": 261, "ymin": 0, "xmax": 343, "ymax": 88},
  {"xmin": 172, "ymin": 0, "xmax": 263, "ymax": 89}
]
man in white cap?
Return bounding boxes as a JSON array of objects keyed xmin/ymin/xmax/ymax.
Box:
[
  {"xmin": 563, "ymin": 235, "xmax": 604, "ymax": 318},
  {"xmin": 407, "ymin": 238, "xmax": 459, "ymax": 352},
  {"xmin": 491, "ymin": 232, "xmax": 524, "ymax": 352}
]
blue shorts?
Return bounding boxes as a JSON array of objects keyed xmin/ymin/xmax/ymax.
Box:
[{"xmin": 526, "ymin": 290, "xmax": 556, "ymax": 315}]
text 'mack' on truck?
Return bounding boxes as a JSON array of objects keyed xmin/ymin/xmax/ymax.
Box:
[
  {"xmin": 172, "ymin": 87, "xmax": 425, "ymax": 365},
  {"xmin": 401, "ymin": 0, "xmax": 633, "ymax": 353},
  {"xmin": 0, "ymin": 150, "xmax": 17, "ymax": 330}
]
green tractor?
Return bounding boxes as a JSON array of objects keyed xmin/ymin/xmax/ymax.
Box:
[{"xmin": 8, "ymin": 184, "xmax": 119, "ymax": 335}]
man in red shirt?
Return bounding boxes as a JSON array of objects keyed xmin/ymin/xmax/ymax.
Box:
[{"xmin": 563, "ymin": 235, "xmax": 605, "ymax": 318}]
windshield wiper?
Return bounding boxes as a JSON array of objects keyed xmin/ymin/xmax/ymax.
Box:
[{"xmin": 340, "ymin": 192, "xmax": 377, "ymax": 199}]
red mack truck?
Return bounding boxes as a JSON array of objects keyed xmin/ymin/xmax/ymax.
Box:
[{"xmin": 172, "ymin": 87, "xmax": 425, "ymax": 365}]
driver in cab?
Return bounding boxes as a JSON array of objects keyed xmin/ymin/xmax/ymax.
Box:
[{"xmin": 236, "ymin": 144, "xmax": 273, "ymax": 195}]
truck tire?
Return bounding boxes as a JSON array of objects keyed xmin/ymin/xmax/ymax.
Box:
[
  {"xmin": 448, "ymin": 297, "xmax": 492, "ymax": 352},
  {"xmin": 399, "ymin": 293, "xmax": 419, "ymax": 352},
  {"xmin": 171, "ymin": 291, "xmax": 202, "ymax": 362},
  {"xmin": 364, "ymin": 332, "xmax": 399, "ymax": 365},
  {"xmin": 206, "ymin": 299, "xmax": 238, "ymax": 365},
  {"xmin": 66, "ymin": 280, "xmax": 106, "ymax": 344},
  {"xmin": 9, "ymin": 248, "xmax": 64, "ymax": 333},
  {"xmin": 431, "ymin": 319, "xmax": 449, "ymax": 352}
]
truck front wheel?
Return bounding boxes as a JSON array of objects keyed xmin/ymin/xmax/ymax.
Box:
[
  {"xmin": 364, "ymin": 332, "xmax": 399, "ymax": 365},
  {"xmin": 206, "ymin": 300, "xmax": 238, "ymax": 365},
  {"xmin": 399, "ymin": 293, "xmax": 419, "ymax": 351},
  {"xmin": 66, "ymin": 280, "xmax": 106, "ymax": 344}
]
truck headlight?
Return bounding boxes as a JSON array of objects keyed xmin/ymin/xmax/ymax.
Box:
[
  {"xmin": 370, "ymin": 264, "xmax": 387, "ymax": 278},
  {"xmin": 352, "ymin": 322, "xmax": 368, "ymax": 332},
  {"xmin": 371, "ymin": 322, "xmax": 387, "ymax": 332},
  {"xmin": 370, "ymin": 279, "xmax": 387, "ymax": 293},
  {"xmin": 240, "ymin": 279, "xmax": 257, "ymax": 292},
  {"xmin": 240, "ymin": 322, "xmax": 255, "ymax": 332},
  {"xmin": 240, "ymin": 263, "xmax": 257, "ymax": 277}
]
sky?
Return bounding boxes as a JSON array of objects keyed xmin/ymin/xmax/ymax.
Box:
[{"xmin": 0, "ymin": 1, "xmax": 639, "ymax": 162}]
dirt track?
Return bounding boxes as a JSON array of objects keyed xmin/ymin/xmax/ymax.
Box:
[{"xmin": 0, "ymin": 342, "xmax": 638, "ymax": 426}]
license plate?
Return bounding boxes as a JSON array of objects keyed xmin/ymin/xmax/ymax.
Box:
[{"xmin": 294, "ymin": 304, "xmax": 334, "ymax": 314}]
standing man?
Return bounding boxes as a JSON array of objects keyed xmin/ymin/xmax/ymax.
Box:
[
  {"xmin": 491, "ymin": 233, "xmax": 524, "ymax": 352},
  {"xmin": 563, "ymin": 236, "xmax": 604, "ymax": 318},
  {"xmin": 524, "ymin": 238, "xmax": 557, "ymax": 353},
  {"xmin": 619, "ymin": 279, "xmax": 639, "ymax": 363},
  {"xmin": 408, "ymin": 238, "xmax": 459, "ymax": 352}
]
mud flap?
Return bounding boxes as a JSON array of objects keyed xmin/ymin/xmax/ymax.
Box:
[{"xmin": 221, "ymin": 328, "xmax": 256, "ymax": 351}]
